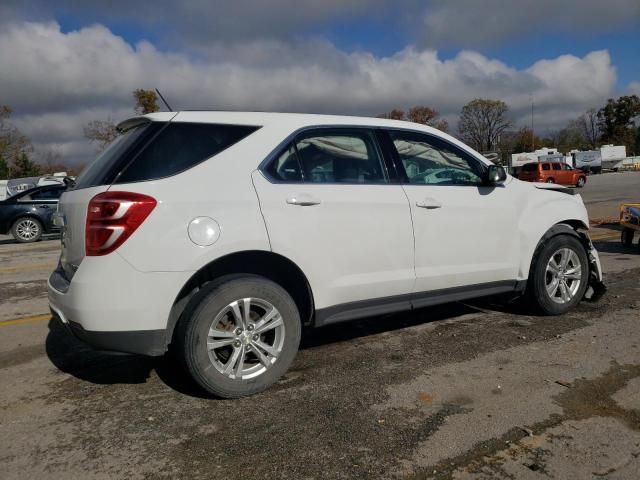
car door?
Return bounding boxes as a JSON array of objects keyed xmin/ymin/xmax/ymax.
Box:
[
  {"xmin": 382, "ymin": 129, "xmax": 520, "ymax": 296},
  {"xmin": 551, "ymin": 162, "xmax": 563, "ymax": 183},
  {"xmin": 16, "ymin": 186, "xmax": 64, "ymax": 229},
  {"xmin": 252, "ymin": 127, "xmax": 415, "ymax": 317},
  {"xmin": 562, "ymin": 163, "xmax": 576, "ymax": 183}
]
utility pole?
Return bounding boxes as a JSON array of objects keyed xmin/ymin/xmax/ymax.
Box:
[{"xmin": 531, "ymin": 94, "xmax": 535, "ymax": 152}]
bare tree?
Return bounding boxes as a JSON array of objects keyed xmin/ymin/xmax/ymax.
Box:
[
  {"xmin": 577, "ymin": 108, "xmax": 600, "ymax": 149},
  {"xmin": 458, "ymin": 99, "xmax": 512, "ymax": 152},
  {"xmin": 83, "ymin": 119, "xmax": 118, "ymax": 150}
]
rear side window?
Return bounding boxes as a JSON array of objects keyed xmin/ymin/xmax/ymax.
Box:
[
  {"xmin": 74, "ymin": 122, "xmax": 162, "ymax": 189},
  {"xmin": 542, "ymin": 163, "xmax": 550, "ymax": 171},
  {"xmin": 116, "ymin": 123, "xmax": 259, "ymax": 184}
]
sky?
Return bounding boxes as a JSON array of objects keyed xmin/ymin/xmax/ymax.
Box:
[{"xmin": 1, "ymin": 0, "xmax": 639, "ymax": 167}]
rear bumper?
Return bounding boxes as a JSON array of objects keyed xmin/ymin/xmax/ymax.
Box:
[{"xmin": 48, "ymin": 253, "xmax": 191, "ymax": 356}]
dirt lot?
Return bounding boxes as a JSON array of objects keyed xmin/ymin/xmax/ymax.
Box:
[{"xmin": 0, "ymin": 173, "xmax": 639, "ymax": 479}]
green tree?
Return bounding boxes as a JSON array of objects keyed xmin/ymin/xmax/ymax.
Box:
[
  {"xmin": 458, "ymin": 99, "xmax": 512, "ymax": 152},
  {"xmin": 0, "ymin": 155, "xmax": 8, "ymax": 179},
  {"xmin": 12, "ymin": 152, "xmax": 41, "ymax": 177},
  {"xmin": 133, "ymin": 89, "xmax": 159, "ymax": 115},
  {"xmin": 597, "ymin": 95, "xmax": 640, "ymax": 154}
]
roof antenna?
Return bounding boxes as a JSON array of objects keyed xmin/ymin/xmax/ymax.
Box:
[{"xmin": 155, "ymin": 88, "xmax": 173, "ymax": 111}]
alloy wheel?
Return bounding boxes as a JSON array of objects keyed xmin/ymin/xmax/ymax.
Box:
[
  {"xmin": 207, "ymin": 297, "xmax": 285, "ymax": 380},
  {"xmin": 15, "ymin": 219, "xmax": 40, "ymax": 241},
  {"xmin": 545, "ymin": 248, "xmax": 583, "ymax": 304}
]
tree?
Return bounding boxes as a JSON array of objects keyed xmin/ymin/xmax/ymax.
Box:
[
  {"xmin": 378, "ymin": 106, "xmax": 449, "ymax": 132},
  {"xmin": 406, "ymin": 106, "xmax": 449, "ymax": 133},
  {"xmin": 0, "ymin": 105, "xmax": 31, "ymax": 171},
  {"xmin": 133, "ymin": 89, "xmax": 159, "ymax": 115},
  {"xmin": 378, "ymin": 109, "xmax": 405, "ymax": 120},
  {"xmin": 597, "ymin": 95, "xmax": 640, "ymax": 154},
  {"xmin": 512, "ymin": 126, "xmax": 544, "ymax": 152},
  {"xmin": 577, "ymin": 108, "xmax": 600, "ymax": 149},
  {"xmin": 83, "ymin": 119, "xmax": 118, "ymax": 150},
  {"xmin": 12, "ymin": 152, "xmax": 40, "ymax": 177},
  {"xmin": 0, "ymin": 156, "xmax": 8, "ymax": 179},
  {"xmin": 458, "ymin": 99, "xmax": 512, "ymax": 152}
]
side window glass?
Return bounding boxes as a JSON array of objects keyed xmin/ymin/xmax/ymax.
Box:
[
  {"xmin": 389, "ymin": 131, "xmax": 484, "ymax": 186},
  {"xmin": 265, "ymin": 144, "xmax": 302, "ymax": 181},
  {"xmin": 30, "ymin": 188, "xmax": 63, "ymax": 200},
  {"xmin": 542, "ymin": 164, "xmax": 550, "ymax": 171},
  {"xmin": 552, "ymin": 163, "xmax": 561, "ymax": 171},
  {"xmin": 294, "ymin": 132, "xmax": 386, "ymax": 184},
  {"xmin": 563, "ymin": 163, "xmax": 572, "ymax": 170}
]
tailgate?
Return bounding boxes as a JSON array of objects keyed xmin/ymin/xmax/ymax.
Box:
[{"xmin": 58, "ymin": 185, "xmax": 109, "ymax": 279}]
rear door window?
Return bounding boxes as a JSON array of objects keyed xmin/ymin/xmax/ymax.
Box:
[
  {"xmin": 293, "ymin": 130, "xmax": 386, "ymax": 184},
  {"xmin": 116, "ymin": 123, "xmax": 260, "ymax": 184},
  {"xmin": 552, "ymin": 163, "xmax": 561, "ymax": 171}
]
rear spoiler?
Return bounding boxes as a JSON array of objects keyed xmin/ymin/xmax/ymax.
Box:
[{"xmin": 116, "ymin": 117, "xmax": 152, "ymax": 133}]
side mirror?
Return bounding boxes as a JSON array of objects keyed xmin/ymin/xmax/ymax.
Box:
[{"xmin": 486, "ymin": 165, "xmax": 507, "ymax": 186}]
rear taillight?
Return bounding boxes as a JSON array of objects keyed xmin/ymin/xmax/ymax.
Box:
[{"xmin": 86, "ymin": 191, "xmax": 156, "ymax": 256}]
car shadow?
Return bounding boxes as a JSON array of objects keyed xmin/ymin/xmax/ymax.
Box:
[
  {"xmin": 45, "ymin": 295, "xmax": 527, "ymax": 398},
  {"xmin": 593, "ymin": 239, "xmax": 640, "ymax": 255}
]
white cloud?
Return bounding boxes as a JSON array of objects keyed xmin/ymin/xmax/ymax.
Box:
[{"xmin": 0, "ymin": 21, "xmax": 622, "ymax": 165}]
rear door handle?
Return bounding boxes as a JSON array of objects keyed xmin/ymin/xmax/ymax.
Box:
[
  {"xmin": 416, "ymin": 198, "xmax": 442, "ymax": 209},
  {"xmin": 286, "ymin": 194, "xmax": 321, "ymax": 206}
]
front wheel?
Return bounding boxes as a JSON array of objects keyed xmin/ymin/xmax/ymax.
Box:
[
  {"xmin": 527, "ymin": 235, "xmax": 589, "ymax": 315},
  {"xmin": 177, "ymin": 275, "xmax": 301, "ymax": 398},
  {"xmin": 11, "ymin": 217, "xmax": 43, "ymax": 243},
  {"xmin": 576, "ymin": 176, "xmax": 586, "ymax": 188}
]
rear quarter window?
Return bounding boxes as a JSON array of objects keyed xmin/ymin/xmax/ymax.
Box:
[{"xmin": 116, "ymin": 123, "xmax": 260, "ymax": 184}]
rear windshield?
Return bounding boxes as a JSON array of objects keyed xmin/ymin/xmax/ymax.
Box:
[
  {"xmin": 522, "ymin": 163, "xmax": 538, "ymax": 172},
  {"xmin": 74, "ymin": 121, "xmax": 260, "ymax": 189}
]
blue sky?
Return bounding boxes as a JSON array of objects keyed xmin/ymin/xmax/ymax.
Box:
[{"xmin": 1, "ymin": 0, "xmax": 639, "ymax": 164}]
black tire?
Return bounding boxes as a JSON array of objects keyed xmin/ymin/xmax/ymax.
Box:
[
  {"xmin": 11, "ymin": 217, "xmax": 43, "ymax": 243},
  {"xmin": 576, "ymin": 176, "xmax": 586, "ymax": 188},
  {"xmin": 177, "ymin": 275, "xmax": 301, "ymax": 398},
  {"xmin": 546, "ymin": 178, "xmax": 555, "ymax": 184},
  {"xmin": 526, "ymin": 235, "xmax": 589, "ymax": 315},
  {"xmin": 622, "ymin": 228, "xmax": 634, "ymax": 248}
]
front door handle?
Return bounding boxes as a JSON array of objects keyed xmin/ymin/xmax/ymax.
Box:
[
  {"xmin": 416, "ymin": 198, "xmax": 442, "ymax": 209},
  {"xmin": 286, "ymin": 194, "xmax": 321, "ymax": 206}
]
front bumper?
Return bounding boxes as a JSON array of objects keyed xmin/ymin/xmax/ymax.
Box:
[{"xmin": 48, "ymin": 253, "xmax": 191, "ymax": 356}]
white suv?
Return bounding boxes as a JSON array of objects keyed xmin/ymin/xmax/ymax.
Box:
[{"xmin": 48, "ymin": 112, "xmax": 605, "ymax": 397}]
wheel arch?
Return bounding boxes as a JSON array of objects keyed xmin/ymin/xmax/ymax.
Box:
[
  {"xmin": 166, "ymin": 250, "xmax": 315, "ymax": 345},
  {"xmin": 524, "ymin": 220, "xmax": 591, "ymax": 279}
]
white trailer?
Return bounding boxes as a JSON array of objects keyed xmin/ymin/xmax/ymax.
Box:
[
  {"xmin": 510, "ymin": 148, "xmax": 559, "ymax": 168},
  {"xmin": 572, "ymin": 150, "xmax": 602, "ymax": 173},
  {"xmin": 600, "ymin": 145, "xmax": 626, "ymax": 171}
]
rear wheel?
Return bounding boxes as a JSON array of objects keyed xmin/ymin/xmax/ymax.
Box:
[
  {"xmin": 527, "ymin": 235, "xmax": 588, "ymax": 315},
  {"xmin": 11, "ymin": 217, "xmax": 43, "ymax": 243},
  {"xmin": 576, "ymin": 176, "xmax": 586, "ymax": 188},
  {"xmin": 546, "ymin": 178, "xmax": 555, "ymax": 184},
  {"xmin": 178, "ymin": 275, "xmax": 301, "ymax": 398}
]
